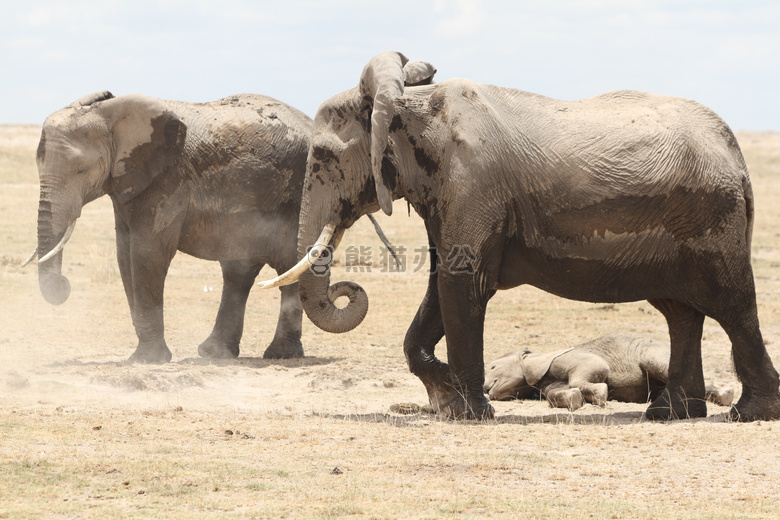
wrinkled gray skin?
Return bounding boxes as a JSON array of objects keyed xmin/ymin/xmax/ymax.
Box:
[
  {"xmin": 273, "ymin": 51, "xmax": 780, "ymax": 421},
  {"xmin": 36, "ymin": 91, "xmax": 311, "ymax": 363},
  {"xmin": 484, "ymin": 333, "xmax": 735, "ymax": 413}
]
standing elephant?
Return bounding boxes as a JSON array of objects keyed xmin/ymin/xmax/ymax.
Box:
[
  {"xmin": 34, "ymin": 91, "xmax": 312, "ymax": 363},
  {"xmin": 260, "ymin": 51, "xmax": 780, "ymax": 422},
  {"xmin": 484, "ymin": 333, "xmax": 734, "ymax": 411}
]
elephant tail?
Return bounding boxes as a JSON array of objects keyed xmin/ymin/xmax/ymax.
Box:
[
  {"xmin": 715, "ymin": 119, "xmax": 753, "ymax": 255},
  {"xmin": 742, "ymin": 174, "xmax": 754, "ymax": 257}
]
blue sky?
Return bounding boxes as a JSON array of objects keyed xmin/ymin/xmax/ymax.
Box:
[{"xmin": 2, "ymin": 1, "xmax": 778, "ymax": 130}]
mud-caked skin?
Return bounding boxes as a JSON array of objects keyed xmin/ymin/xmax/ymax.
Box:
[
  {"xmin": 270, "ymin": 51, "xmax": 780, "ymax": 421},
  {"xmin": 36, "ymin": 91, "xmax": 311, "ymax": 362},
  {"xmin": 484, "ymin": 333, "xmax": 735, "ymax": 414}
]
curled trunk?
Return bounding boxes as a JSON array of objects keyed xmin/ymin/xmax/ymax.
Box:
[
  {"xmin": 295, "ymin": 222, "xmax": 368, "ymax": 334},
  {"xmin": 298, "ymin": 269, "xmax": 368, "ymax": 334}
]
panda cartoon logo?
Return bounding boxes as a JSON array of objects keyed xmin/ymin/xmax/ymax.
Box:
[{"xmin": 307, "ymin": 245, "xmax": 334, "ymax": 276}]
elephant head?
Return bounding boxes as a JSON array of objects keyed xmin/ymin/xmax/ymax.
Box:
[
  {"xmin": 483, "ymin": 351, "xmax": 541, "ymax": 400},
  {"xmin": 35, "ymin": 91, "xmax": 186, "ymax": 305},
  {"xmin": 259, "ymin": 52, "xmax": 436, "ymax": 333}
]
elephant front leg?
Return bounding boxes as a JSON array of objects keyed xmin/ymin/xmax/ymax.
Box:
[
  {"xmin": 126, "ymin": 240, "xmax": 174, "ymax": 364},
  {"xmin": 568, "ymin": 361, "xmax": 610, "ymax": 406},
  {"xmin": 263, "ymin": 282, "xmax": 303, "ymax": 359},
  {"xmin": 433, "ymin": 271, "xmax": 495, "ymax": 420},
  {"xmin": 403, "ymin": 246, "xmax": 454, "ymax": 414},
  {"xmin": 543, "ymin": 382, "xmax": 585, "ymax": 411}
]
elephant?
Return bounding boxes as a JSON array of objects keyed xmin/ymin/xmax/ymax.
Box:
[
  {"xmin": 33, "ymin": 91, "xmax": 312, "ymax": 363},
  {"xmin": 484, "ymin": 333, "xmax": 735, "ymax": 412},
  {"xmin": 259, "ymin": 51, "xmax": 780, "ymax": 422}
]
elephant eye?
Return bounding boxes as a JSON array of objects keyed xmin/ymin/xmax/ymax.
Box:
[{"xmin": 76, "ymin": 166, "xmax": 89, "ymax": 175}]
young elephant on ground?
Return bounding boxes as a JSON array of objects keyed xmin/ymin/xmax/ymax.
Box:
[{"xmin": 484, "ymin": 333, "xmax": 734, "ymax": 413}]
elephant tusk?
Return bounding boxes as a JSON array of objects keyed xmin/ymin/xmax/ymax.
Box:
[
  {"xmin": 367, "ymin": 213, "xmax": 400, "ymax": 269},
  {"xmin": 257, "ymin": 223, "xmax": 336, "ymax": 289},
  {"xmin": 38, "ymin": 221, "xmax": 76, "ymax": 264},
  {"xmin": 20, "ymin": 248, "xmax": 38, "ymax": 268}
]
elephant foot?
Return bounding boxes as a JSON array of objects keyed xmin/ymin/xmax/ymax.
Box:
[
  {"xmin": 644, "ymin": 387, "xmax": 708, "ymax": 421},
  {"xmin": 704, "ymin": 384, "xmax": 734, "ymax": 407},
  {"xmin": 263, "ymin": 338, "xmax": 303, "ymax": 359},
  {"xmin": 547, "ymin": 388, "xmax": 584, "ymax": 411},
  {"xmin": 425, "ymin": 382, "xmax": 494, "ymax": 420},
  {"xmin": 127, "ymin": 341, "xmax": 172, "ymax": 364},
  {"xmin": 729, "ymin": 391, "xmax": 780, "ymax": 422},
  {"xmin": 198, "ymin": 336, "xmax": 239, "ymax": 359}
]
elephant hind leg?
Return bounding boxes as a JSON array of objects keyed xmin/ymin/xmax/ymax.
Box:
[
  {"xmin": 646, "ymin": 299, "xmax": 707, "ymax": 420},
  {"xmin": 199, "ymin": 260, "xmax": 263, "ymax": 359},
  {"xmin": 638, "ymin": 350, "xmax": 669, "ymax": 403},
  {"xmin": 715, "ymin": 309, "xmax": 780, "ymax": 421}
]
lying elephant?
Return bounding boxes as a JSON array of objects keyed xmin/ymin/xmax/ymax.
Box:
[{"xmin": 484, "ymin": 333, "xmax": 734, "ymax": 412}]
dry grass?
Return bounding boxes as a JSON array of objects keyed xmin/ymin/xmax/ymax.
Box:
[{"xmin": 2, "ymin": 124, "xmax": 780, "ymax": 519}]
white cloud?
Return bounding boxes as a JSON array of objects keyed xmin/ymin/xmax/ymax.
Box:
[
  {"xmin": 27, "ymin": 7, "xmax": 52, "ymax": 27},
  {"xmin": 434, "ymin": 0, "xmax": 488, "ymax": 36},
  {"xmin": 1, "ymin": 0, "xmax": 778, "ymax": 129}
]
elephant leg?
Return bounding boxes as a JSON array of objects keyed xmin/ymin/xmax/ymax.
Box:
[
  {"xmin": 568, "ymin": 359, "xmax": 610, "ymax": 406},
  {"xmin": 716, "ymin": 308, "xmax": 780, "ymax": 421},
  {"xmin": 704, "ymin": 384, "xmax": 734, "ymax": 407},
  {"xmin": 198, "ymin": 260, "xmax": 262, "ymax": 359},
  {"xmin": 572, "ymin": 381, "xmax": 608, "ymax": 406},
  {"xmin": 544, "ymin": 382, "xmax": 585, "ymax": 411},
  {"xmin": 637, "ymin": 348, "xmax": 670, "ymax": 403},
  {"xmin": 403, "ymin": 244, "xmax": 450, "ymax": 412},
  {"xmin": 263, "ymin": 282, "xmax": 304, "ymax": 359},
  {"xmin": 434, "ymin": 271, "xmax": 495, "ymax": 420},
  {"xmin": 645, "ymin": 299, "xmax": 707, "ymax": 420},
  {"xmin": 126, "ymin": 238, "xmax": 175, "ymax": 364},
  {"xmin": 114, "ymin": 212, "xmax": 135, "ymax": 315}
]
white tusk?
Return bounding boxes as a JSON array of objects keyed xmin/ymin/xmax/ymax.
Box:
[
  {"xmin": 20, "ymin": 248, "xmax": 38, "ymax": 268},
  {"xmin": 38, "ymin": 221, "xmax": 76, "ymax": 264},
  {"xmin": 257, "ymin": 223, "xmax": 335, "ymax": 289}
]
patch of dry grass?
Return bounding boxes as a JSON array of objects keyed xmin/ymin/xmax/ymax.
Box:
[{"xmin": 2, "ymin": 127, "xmax": 780, "ymax": 519}]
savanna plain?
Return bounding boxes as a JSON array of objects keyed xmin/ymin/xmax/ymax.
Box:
[{"xmin": 2, "ymin": 124, "xmax": 780, "ymax": 519}]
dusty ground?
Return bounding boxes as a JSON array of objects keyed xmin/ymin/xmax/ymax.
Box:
[{"xmin": 1, "ymin": 125, "xmax": 780, "ymax": 519}]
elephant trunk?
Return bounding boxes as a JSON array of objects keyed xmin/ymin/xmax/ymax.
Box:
[
  {"xmin": 256, "ymin": 221, "xmax": 369, "ymax": 332},
  {"xmin": 36, "ymin": 192, "xmax": 72, "ymax": 305},
  {"xmin": 298, "ymin": 268, "xmax": 368, "ymax": 334}
]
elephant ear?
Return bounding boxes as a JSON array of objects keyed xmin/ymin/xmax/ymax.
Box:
[
  {"xmin": 403, "ymin": 61, "xmax": 436, "ymax": 86},
  {"xmin": 522, "ymin": 347, "xmax": 576, "ymax": 386},
  {"xmin": 521, "ymin": 350, "xmax": 559, "ymax": 387},
  {"xmin": 359, "ymin": 51, "xmax": 409, "ymax": 216},
  {"xmin": 97, "ymin": 94, "xmax": 187, "ymax": 203},
  {"xmin": 72, "ymin": 90, "xmax": 115, "ymax": 107}
]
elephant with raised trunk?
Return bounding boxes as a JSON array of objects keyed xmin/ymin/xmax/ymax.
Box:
[
  {"xmin": 484, "ymin": 333, "xmax": 734, "ymax": 413},
  {"xmin": 34, "ymin": 91, "xmax": 313, "ymax": 363},
  {"xmin": 261, "ymin": 51, "xmax": 780, "ymax": 422}
]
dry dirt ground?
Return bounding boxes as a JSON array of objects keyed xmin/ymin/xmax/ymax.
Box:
[{"xmin": 1, "ymin": 125, "xmax": 780, "ymax": 519}]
